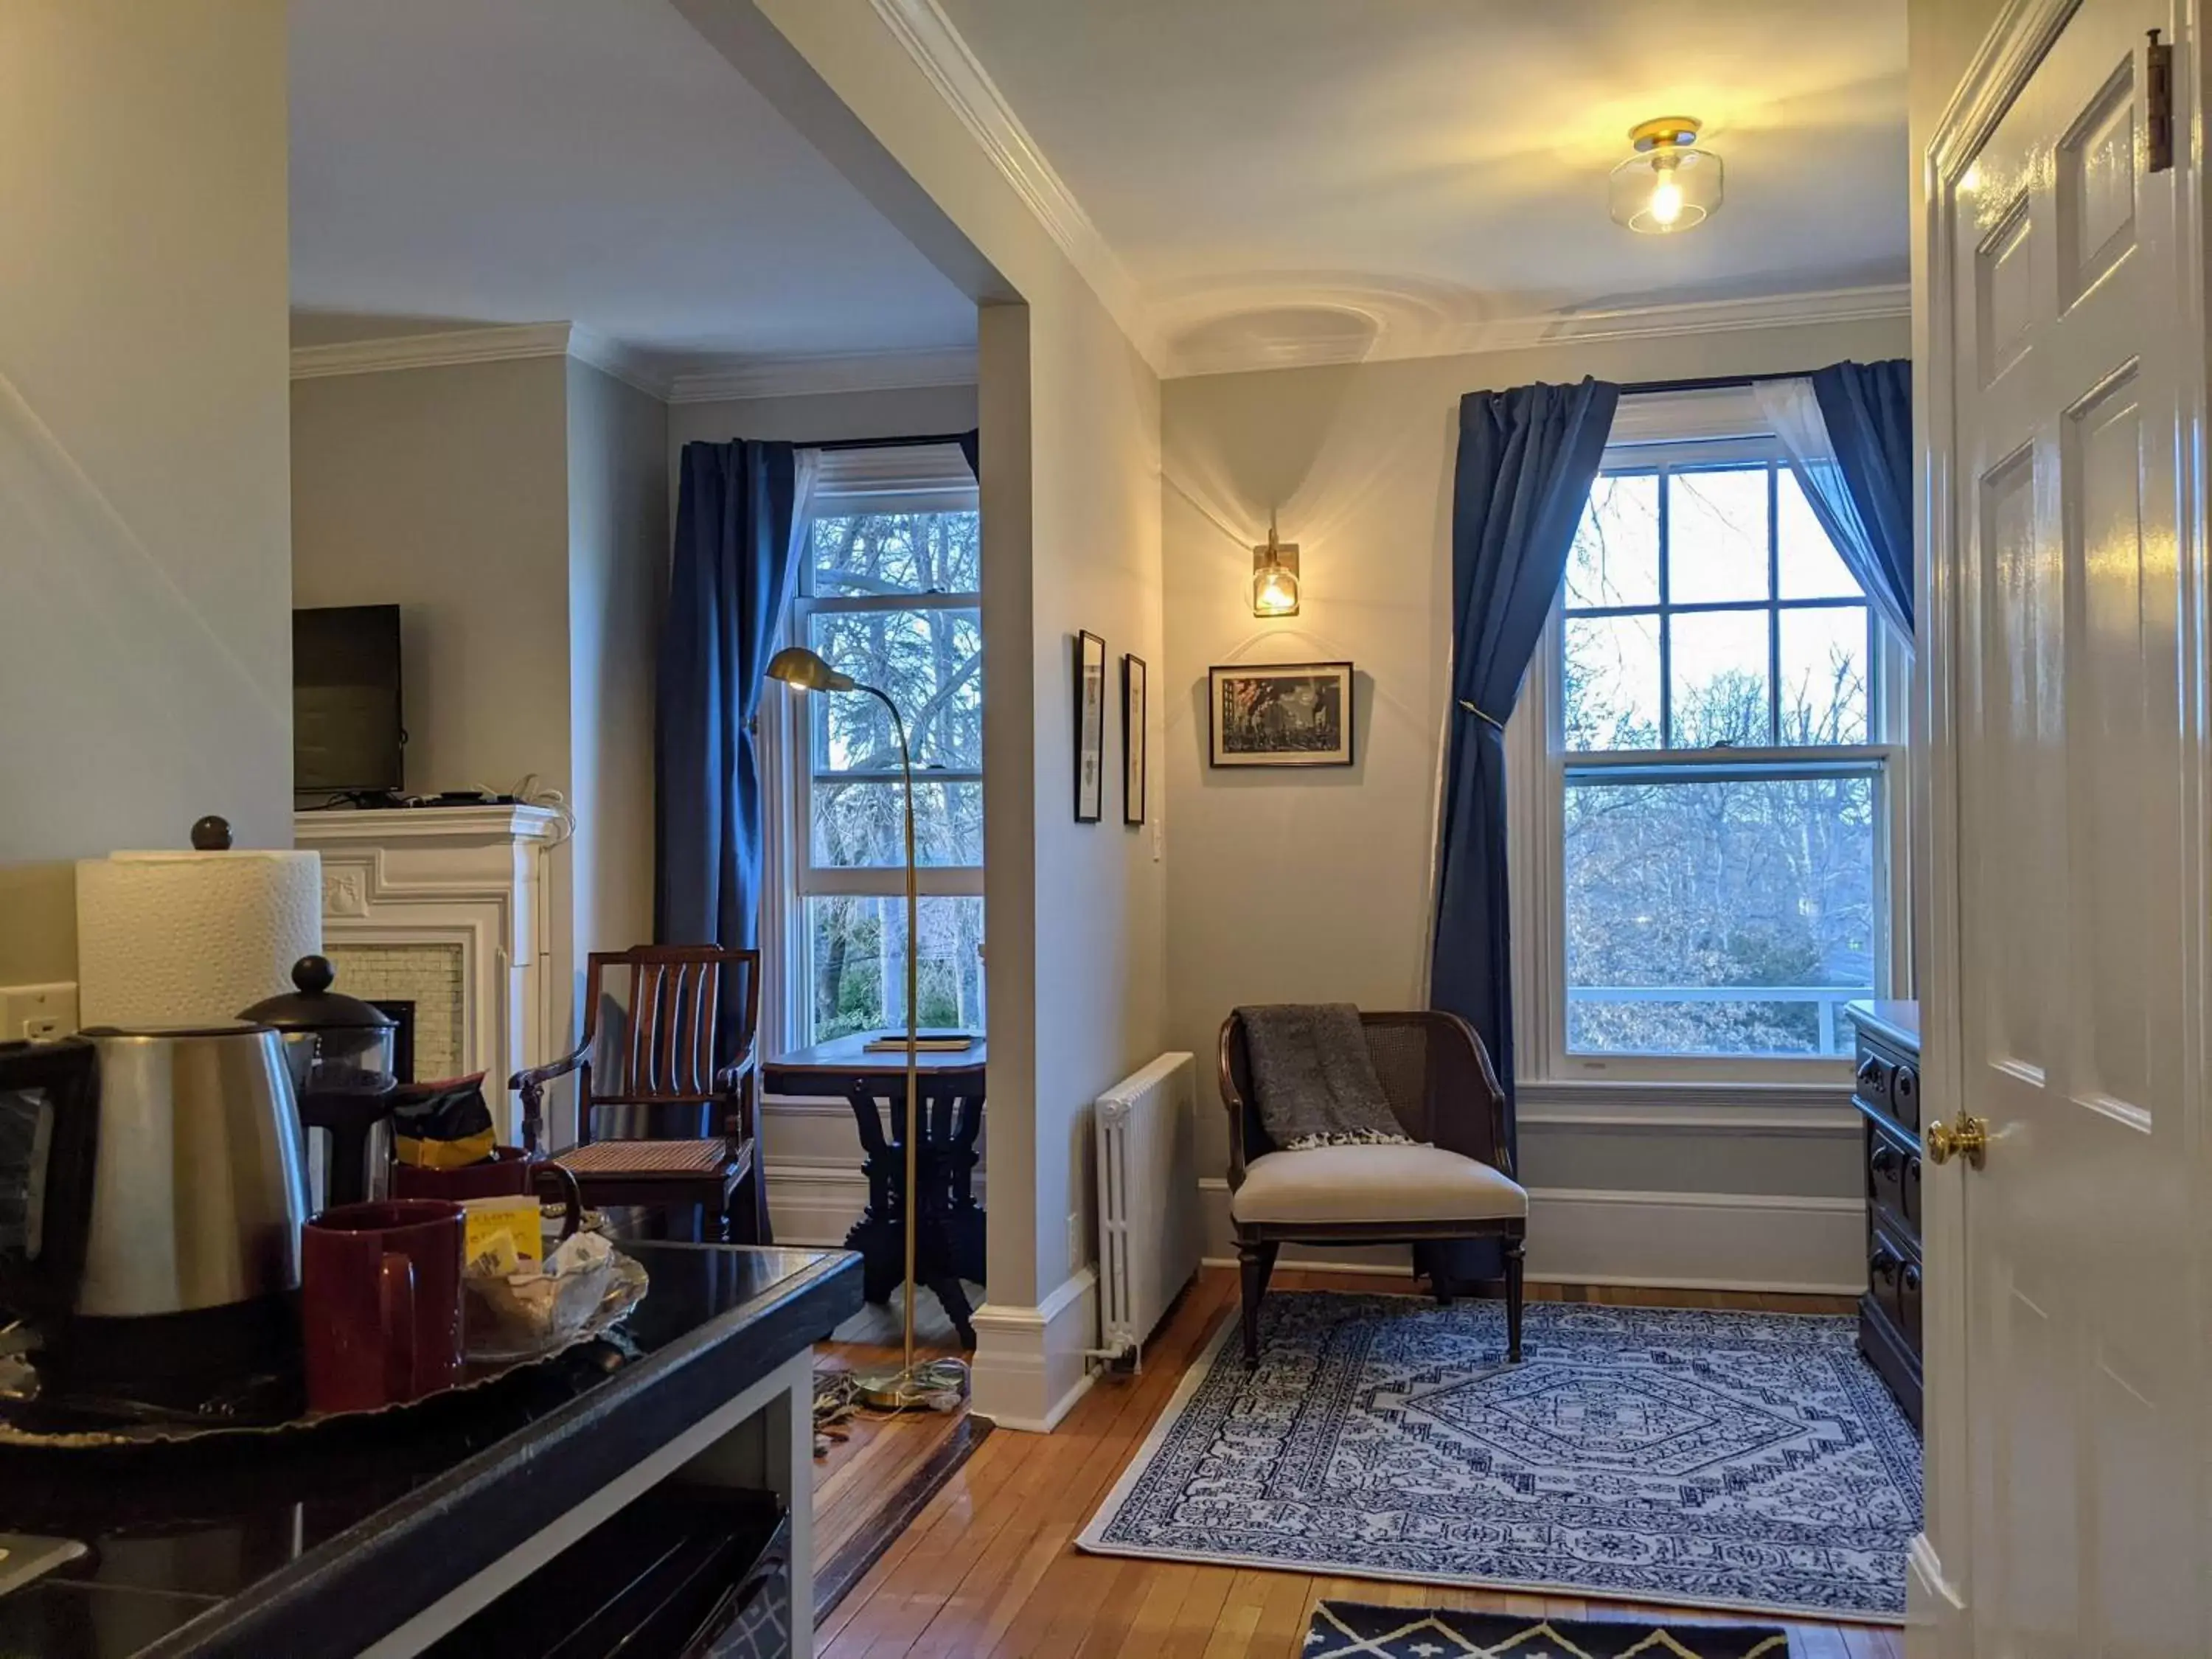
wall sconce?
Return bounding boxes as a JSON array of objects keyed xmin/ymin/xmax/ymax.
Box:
[{"xmin": 1251, "ymin": 514, "xmax": 1300, "ymax": 617}]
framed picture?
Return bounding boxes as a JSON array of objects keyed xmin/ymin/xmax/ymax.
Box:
[
  {"xmin": 1209, "ymin": 661, "xmax": 1355, "ymax": 768},
  {"xmin": 1075, "ymin": 630, "xmax": 1107, "ymax": 821},
  {"xmin": 1121, "ymin": 654, "xmax": 1148, "ymax": 824}
]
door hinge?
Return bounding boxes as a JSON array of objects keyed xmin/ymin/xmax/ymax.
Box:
[{"xmin": 2148, "ymin": 29, "xmax": 2175, "ymax": 174}]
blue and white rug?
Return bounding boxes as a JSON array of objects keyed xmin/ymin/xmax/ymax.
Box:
[{"xmin": 1077, "ymin": 1293, "xmax": 1919, "ymax": 1622}]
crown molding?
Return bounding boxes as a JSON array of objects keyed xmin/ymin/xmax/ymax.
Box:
[
  {"xmin": 869, "ymin": 0, "xmax": 1157, "ymax": 369},
  {"xmin": 290, "ymin": 321, "xmax": 577, "ymax": 380},
  {"xmin": 289, "ymin": 321, "xmax": 672, "ymax": 399},
  {"xmin": 665, "ymin": 346, "xmax": 978, "ymax": 404},
  {"xmin": 563, "ymin": 326, "xmax": 673, "ymax": 401},
  {"xmin": 1164, "ymin": 282, "xmax": 1913, "ymax": 380}
]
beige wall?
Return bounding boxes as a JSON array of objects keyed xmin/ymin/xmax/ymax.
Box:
[
  {"xmin": 723, "ymin": 0, "xmax": 1172, "ymax": 1347},
  {"xmin": 293, "ymin": 354, "xmax": 673, "ymax": 1079},
  {"xmin": 291, "ymin": 358, "xmax": 575, "ymax": 799},
  {"xmin": 1161, "ymin": 316, "xmax": 1911, "ymax": 1198},
  {"xmin": 0, "ymin": 0, "xmax": 292, "ymax": 980},
  {"xmin": 566, "ymin": 361, "xmax": 669, "ymax": 989}
]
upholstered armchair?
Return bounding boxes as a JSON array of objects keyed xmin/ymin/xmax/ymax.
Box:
[{"xmin": 1218, "ymin": 1008, "xmax": 1527, "ymax": 1364}]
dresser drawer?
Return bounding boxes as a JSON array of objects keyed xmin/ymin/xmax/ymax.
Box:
[
  {"xmin": 1867, "ymin": 1123, "xmax": 1923, "ymax": 1239},
  {"xmin": 1867, "ymin": 1225, "xmax": 1922, "ymax": 1357}
]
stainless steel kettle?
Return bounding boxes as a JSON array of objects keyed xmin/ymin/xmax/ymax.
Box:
[{"xmin": 0, "ymin": 1023, "xmax": 310, "ymax": 1406}]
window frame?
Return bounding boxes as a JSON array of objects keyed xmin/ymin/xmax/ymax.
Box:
[
  {"xmin": 1508, "ymin": 392, "xmax": 1912, "ymax": 1088},
  {"xmin": 759, "ymin": 443, "xmax": 983, "ymax": 1054}
]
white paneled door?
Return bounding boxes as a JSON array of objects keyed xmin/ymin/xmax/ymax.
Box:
[{"xmin": 1936, "ymin": 1, "xmax": 2208, "ymax": 1654}]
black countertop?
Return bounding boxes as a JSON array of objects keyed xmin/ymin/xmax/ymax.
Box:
[{"xmin": 0, "ymin": 1243, "xmax": 860, "ymax": 1658}]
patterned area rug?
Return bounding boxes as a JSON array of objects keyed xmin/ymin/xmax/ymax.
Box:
[
  {"xmin": 1307, "ymin": 1601, "xmax": 1789, "ymax": 1656},
  {"xmin": 1078, "ymin": 1293, "xmax": 1919, "ymax": 1621}
]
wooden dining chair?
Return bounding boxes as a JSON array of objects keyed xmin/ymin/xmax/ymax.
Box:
[{"xmin": 511, "ymin": 945, "xmax": 769, "ymax": 1245}]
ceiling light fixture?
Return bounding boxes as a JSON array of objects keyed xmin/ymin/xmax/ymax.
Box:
[{"xmin": 1610, "ymin": 116, "xmax": 1722, "ymax": 234}]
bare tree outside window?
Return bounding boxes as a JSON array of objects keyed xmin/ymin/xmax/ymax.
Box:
[
  {"xmin": 793, "ymin": 496, "xmax": 984, "ymax": 1042},
  {"xmin": 1557, "ymin": 465, "xmax": 1883, "ymax": 1058}
]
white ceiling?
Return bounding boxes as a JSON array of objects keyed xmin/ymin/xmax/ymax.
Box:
[
  {"xmin": 936, "ymin": 0, "xmax": 1909, "ymax": 372},
  {"xmin": 288, "ymin": 0, "xmax": 977, "ymax": 372}
]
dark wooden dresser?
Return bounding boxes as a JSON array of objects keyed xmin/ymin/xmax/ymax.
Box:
[{"xmin": 1845, "ymin": 998, "xmax": 1922, "ymax": 1430}]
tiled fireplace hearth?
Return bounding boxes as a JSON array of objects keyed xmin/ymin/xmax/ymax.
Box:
[
  {"xmin": 325, "ymin": 943, "xmax": 465, "ymax": 1080},
  {"xmin": 293, "ymin": 806, "xmax": 564, "ymax": 1139}
]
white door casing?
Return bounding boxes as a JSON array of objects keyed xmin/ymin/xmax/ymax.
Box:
[{"xmin": 1923, "ymin": 1, "xmax": 2211, "ymax": 1655}]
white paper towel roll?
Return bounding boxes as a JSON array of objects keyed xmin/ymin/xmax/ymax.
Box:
[{"xmin": 76, "ymin": 851, "xmax": 324, "ymax": 1027}]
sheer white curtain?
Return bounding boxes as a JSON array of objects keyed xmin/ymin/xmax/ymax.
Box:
[{"xmin": 1753, "ymin": 378, "xmax": 1912, "ymax": 647}]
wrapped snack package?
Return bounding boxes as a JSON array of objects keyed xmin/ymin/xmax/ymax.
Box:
[{"xmin": 465, "ymin": 1228, "xmax": 619, "ymax": 1352}]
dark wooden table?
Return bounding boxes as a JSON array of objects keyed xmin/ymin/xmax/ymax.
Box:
[{"xmin": 761, "ymin": 1034, "xmax": 987, "ymax": 1347}]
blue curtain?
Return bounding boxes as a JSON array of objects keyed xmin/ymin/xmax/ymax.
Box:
[
  {"xmin": 655, "ymin": 440, "xmax": 802, "ymax": 1046},
  {"xmin": 1430, "ymin": 378, "xmax": 1619, "ymax": 1161},
  {"xmin": 1810, "ymin": 360, "xmax": 1913, "ymax": 636}
]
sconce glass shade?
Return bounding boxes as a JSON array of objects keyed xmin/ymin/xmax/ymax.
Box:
[
  {"xmin": 1609, "ymin": 121, "xmax": 1722, "ymax": 234},
  {"xmin": 1252, "ymin": 552, "xmax": 1300, "ymax": 617}
]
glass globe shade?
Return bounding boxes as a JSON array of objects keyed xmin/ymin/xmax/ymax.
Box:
[{"xmin": 1609, "ymin": 145, "xmax": 1723, "ymax": 234}]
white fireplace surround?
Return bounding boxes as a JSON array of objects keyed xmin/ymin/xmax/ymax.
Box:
[{"xmin": 293, "ymin": 806, "xmax": 564, "ymax": 1141}]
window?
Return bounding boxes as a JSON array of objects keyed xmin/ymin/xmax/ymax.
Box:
[
  {"xmin": 767, "ymin": 445, "xmax": 984, "ymax": 1046},
  {"xmin": 1524, "ymin": 399, "xmax": 1905, "ymax": 1077}
]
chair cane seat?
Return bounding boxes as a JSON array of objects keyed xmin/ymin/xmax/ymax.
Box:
[{"xmin": 556, "ymin": 1138, "xmax": 745, "ymax": 1179}]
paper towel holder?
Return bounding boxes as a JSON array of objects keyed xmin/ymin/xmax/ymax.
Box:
[{"xmin": 190, "ymin": 815, "xmax": 234, "ymax": 852}]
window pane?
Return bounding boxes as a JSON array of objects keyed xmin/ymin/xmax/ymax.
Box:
[
  {"xmin": 1776, "ymin": 470, "xmax": 1863, "ymax": 599},
  {"xmin": 1565, "ymin": 473, "xmax": 1660, "ymax": 610},
  {"xmin": 808, "ymin": 608, "xmax": 982, "ymax": 773},
  {"xmin": 804, "ymin": 895, "xmax": 985, "ymax": 1043},
  {"xmin": 811, "ymin": 779, "xmax": 982, "ymax": 869},
  {"xmin": 1779, "ymin": 605, "xmax": 1870, "ymax": 745},
  {"xmin": 811, "ymin": 510, "xmax": 979, "ymax": 596},
  {"xmin": 1669, "ymin": 609, "xmax": 1772, "ymax": 748},
  {"xmin": 1666, "ymin": 468, "xmax": 1770, "ymax": 603},
  {"xmin": 1564, "ymin": 773, "xmax": 1878, "ymax": 1057},
  {"xmin": 1564, "ymin": 613, "xmax": 1661, "ymax": 751}
]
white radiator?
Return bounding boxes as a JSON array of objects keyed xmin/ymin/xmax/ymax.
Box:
[{"xmin": 1093, "ymin": 1051, "xmax": 1200, "ymax": 1368}]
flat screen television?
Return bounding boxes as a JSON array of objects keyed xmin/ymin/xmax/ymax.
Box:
[{"xmin": 294, "ymin": 605, "xmax": 405, "ymax": 793}]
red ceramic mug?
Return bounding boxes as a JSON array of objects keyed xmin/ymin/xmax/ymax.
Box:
[
  {"xmin": 302, "ymin": 1199, "xmax": 465, "ymax": 1414},
  {"xmin": 389, "ymin": 1147, "xmax": 585, "ymax": 1246}
]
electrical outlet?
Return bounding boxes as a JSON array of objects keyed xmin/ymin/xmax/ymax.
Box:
[{"xmin": 0, "ymin": 982, "xmax": 77, "ymax": 1043}]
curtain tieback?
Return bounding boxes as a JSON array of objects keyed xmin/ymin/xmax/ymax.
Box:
[{"xmin": 1458, "ymin": 698, "xmax": 1506, "ymax": 731}]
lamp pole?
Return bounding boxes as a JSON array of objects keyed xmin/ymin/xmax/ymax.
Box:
[{"xmin": 765, "ymin": 646, "xmax": 967, "ymax": 1411}]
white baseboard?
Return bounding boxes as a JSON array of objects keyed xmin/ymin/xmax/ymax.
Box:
[
  {"xmin": 968, "ymin": 1266, "xmax": 1098, "ymax": 1433},
  {"xmin": 1197, "ymin": 1179, "xmax": 1865, "ymax": 1295}
]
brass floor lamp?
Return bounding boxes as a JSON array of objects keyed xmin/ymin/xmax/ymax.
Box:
[{"xmin": 766, "ymin": 645, "xmax": 970, "ymax": 1411}]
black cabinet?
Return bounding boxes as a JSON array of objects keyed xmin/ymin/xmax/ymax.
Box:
[
  {"xmin": 1847, "ymin": 1001, "xmax": 1923, "ymax": 1430},
  {"xmin": 426, "ymin": 1486, "xmax": 792, "ymax": 1658}
]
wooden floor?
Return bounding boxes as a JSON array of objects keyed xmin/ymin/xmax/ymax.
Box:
[{"xmin": 813, "ymin": 1267, "xmax": 1905, "ymax": 1659}]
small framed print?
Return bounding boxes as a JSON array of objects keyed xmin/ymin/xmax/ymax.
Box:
[
  {"xmin": 1208, "ymin": 661, "xmax": 1355, "ymax": 768},
  {"xmin": 1075, "ymin": 630, "xmax": 1107, "ymax": 821},
  {"xmin": 1121, "ymin": 654, "xmax": 1148, "ymax": 824}
]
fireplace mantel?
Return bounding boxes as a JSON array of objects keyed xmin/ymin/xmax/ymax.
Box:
[{"xmin": 293, "ymin": 806, "xmax": 564, "ymax": 1139}]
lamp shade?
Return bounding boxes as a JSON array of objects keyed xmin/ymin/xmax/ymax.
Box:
[
  {"xmin": 1609, "ymin": 120, "xmax": 1722, "ymax": 234},
  {"xmin": 765, "ymin": 644, "xmax": 854, "ymax": 693}
]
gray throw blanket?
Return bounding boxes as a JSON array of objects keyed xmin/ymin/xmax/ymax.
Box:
[{"xmin": 1237, "ymin": 1004, "xmax": 1413, "ymax": 1151}]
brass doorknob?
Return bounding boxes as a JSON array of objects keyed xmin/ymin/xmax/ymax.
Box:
[{"xmin": 1924, "ymin": 1111, "xmax": 1990, "ymax": 1169}]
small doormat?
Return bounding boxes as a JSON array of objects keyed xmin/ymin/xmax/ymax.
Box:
[
  {"xmin": 1078, "ymin": 1293, "xmax": 1919, "ymax": 1621},
  {"xmin": 1307, "ymin": 1601, "xmax": 1789, "ymax": 1657}
]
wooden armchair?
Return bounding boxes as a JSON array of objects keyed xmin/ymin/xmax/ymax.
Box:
[
  {"xmin": 512, "ymin": 946, "xmax": 769, "ymax": 1245},
  {"xmin": 1220, "ymin": 1008, "xmax": 1526, "ymax": 1365}
]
